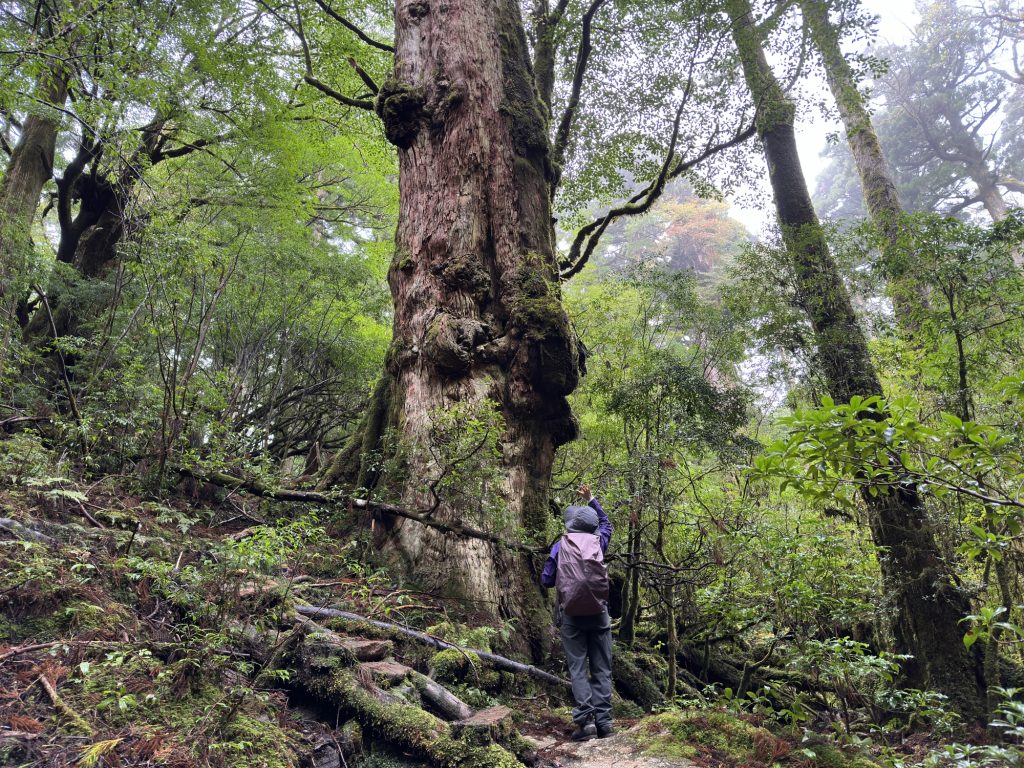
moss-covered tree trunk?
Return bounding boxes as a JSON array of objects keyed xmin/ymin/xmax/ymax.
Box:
[
  {"xmin": 366, "ymin": 0, "xmax": 582, "ymax": 654},
  {"xmin": 798, "ymin": 0, "xmax": 927, "ymax": 326},
  {"xmin": 727, "ymin": 0, "xmax": 984, "ymax": 719},
  {"xmin": 0, "ymin": 60, "xmax": 68, "ymax": 373}
]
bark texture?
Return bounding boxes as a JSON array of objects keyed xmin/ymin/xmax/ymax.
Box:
[
  {"xmin": 370, "ymin": 0, "xmax": 582, "ymax": 651},
  {"xmin": 799, "ymin": 0, "xmax": 928, "ymax": 326},
  {"xmin": 0, "ymin": 66, "xmax": 68, "ymax": 370},
  {"xmin": 727, "ymin": 0, "xmax": 984, "ymax": 719}
]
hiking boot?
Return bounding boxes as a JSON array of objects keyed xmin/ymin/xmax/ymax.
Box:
[
  {"xmin": 570, "ymin": 721, "xmax": 597, "ymax": 741},
  {"xmin": 596, "ymin": 723, "xmax": 614, "ymax": 739}
]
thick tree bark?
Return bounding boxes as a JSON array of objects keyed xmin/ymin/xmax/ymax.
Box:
[
  {"xmin": 798, "ymin": 0, "xmax": 928, "ymax": 326},
  {"xmin": 368, "ymin": 0, "xmax": 582, "ymax": 654},
  {"xmin": 727, "ymin": 0, "xmax": 985, "ymax": 719},
  {"xmin": 0, "ymin": 65, "xmax": 68, "ymax": 371}
]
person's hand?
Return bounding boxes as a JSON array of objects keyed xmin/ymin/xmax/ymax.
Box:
[{"xmin": 577, "ymin": 483, "xmax": 593, "ymax": 502}]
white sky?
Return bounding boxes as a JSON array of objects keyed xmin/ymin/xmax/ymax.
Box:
[{"xmin": 728, "ymin": 0, "xmax": 921, "ymax": 233}]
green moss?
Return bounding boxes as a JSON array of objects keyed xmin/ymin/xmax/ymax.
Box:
[
  {"xmin": 612, "ymin": 644, "xmax": 665, "ymax": 711},
  {"xmin": 434, "ymin": 252, "xmax": 490, "ymax": 297},
  {"xmin": 308, "ymin": 670, "xmax": 525, "ymax": 768},
  {"xmin": 430, "ymin": 649, "xmax": 481, "ymax": 684},
  {"xmin": 633, "ymin": 710, "xmax": 787, "ymax": 766},
  {"xmin": 801, "ymin": 741, "xmax": 882, "ymax": 768},
  {"xmin": 633, "ymin": 710, "xmax": 881, "ymax": 768},
  {"xmin": 392, "ymin": 248, "xmax": 415, "ymax": 273},
  {"xmin": 375, "ymin": 79, "xmax": 426, "ymax": 149}
]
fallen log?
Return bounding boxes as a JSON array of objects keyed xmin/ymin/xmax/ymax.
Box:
[
  {"xmin": 293, "ymin": 605, "xmax": 569, "ymax": 689},
  {"xmin": 235, "ymin": 623, "xmax": 528, "ymax": 767},
  {"xmin": 0, "ymin": 516, "xmax": 168, "ymax": 555},
  {"xmin": 0, "ymin": 518, "xmax": 55, "ymax": 545},
  {"xmin": 291, "ymin": 614, "xmax": 393, "ymax": 661},
  {"xmin": 361, "ymin": 660, "xmax": 474, "ymax": 721},
  {"xmin": 181, "ymin": 467, "xmax": 545, "ymax": 555}
]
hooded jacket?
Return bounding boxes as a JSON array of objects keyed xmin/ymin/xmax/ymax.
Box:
[{"xmin": 540, "ymin": 498, "xmax": 612, "ymax": 589}]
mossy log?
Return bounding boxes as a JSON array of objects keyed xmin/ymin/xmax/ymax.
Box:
[
  {"xmin": 0, "ymin": 515, "xmax": 169, "ymax": 556},
  {"xmin": 612, "ymin": 645, "xmax": 667, "ymax": 711},
  {"xmin": 293, "ymin": 605, "xmax": 568, "ymax": 688},
  {"xmin": 291, "ymin": 613, "xmax": 393, "ymax": 661},
  {"xmin": 361, "ymin": 660, "xmax": 474, "ymax": 721},
  {"xmin": 677, "ymin": 645, "xmax": 800, "ymax": 708},
  {"xmin": 234, "ymin": 621, "xmax": 528, "ymax": 767}
]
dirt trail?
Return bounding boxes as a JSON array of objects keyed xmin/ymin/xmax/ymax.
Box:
[{"xmin": 532, "ymin": 729, "xmax": 697, "ymax": 768}]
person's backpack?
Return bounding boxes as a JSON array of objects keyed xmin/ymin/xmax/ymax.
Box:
[{"xmin": 556, "ymin": 532, "xmax": 609, "ymax": 616}]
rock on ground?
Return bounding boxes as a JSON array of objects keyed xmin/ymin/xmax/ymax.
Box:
[{"xmin": 543, "ymin": 729, "xmax": 696, "ymax": 768}]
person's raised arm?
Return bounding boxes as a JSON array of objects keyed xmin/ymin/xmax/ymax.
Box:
[{"xmin": 579, "ymin": 484, "xmax": 613, "ymax": 553}]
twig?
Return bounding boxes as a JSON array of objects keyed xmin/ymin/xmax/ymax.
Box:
[
  {"xmin": 312, "ymin": 0, "xmax": 394, "ymax": 52},
  {"xmin": 75, "ymin": 502, "xmax": 105, "ymax": 529},
  {"xmin": 0, "ymin": 639, "xmax": 122, "ymax": 665},
  {"xmin": 37, "ymin": 674, "xmax": 94, "ymax": 735}
]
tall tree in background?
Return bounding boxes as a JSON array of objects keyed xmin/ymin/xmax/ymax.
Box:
[
  {"xmin": 798, "ymin": 0, "xmax": 927, "ymax": 324},
  {"xmin": 881, "ymin": 0, "xmax": 1011, "ymax": 221},
  {"xmin": 0, "ymin": 0, "xmax": 67, "ymax": 374},
  {"xmin": 726, "ymin": 0, "xmax": 984, "ymax": 716}
]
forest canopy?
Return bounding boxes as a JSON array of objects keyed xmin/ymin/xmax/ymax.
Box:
[{"xmin": 1, "ymin": 0, "xmax": 1023, "ymax": 767}]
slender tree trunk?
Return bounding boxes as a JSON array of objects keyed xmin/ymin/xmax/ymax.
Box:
[
  {"xmin": 370, "ymin": 0, "xmax": 582, "ymax": 655},
  {"xmin": 727, "ymin": 0, "xmax": 985, "ymax": 719},
  {"xmin": 618, "ymin": 511, "xmax": 641, "ymax": 646},
  {"xmin": 798, "ymin": 0, "xmax": 927, "ymax": 326},
  {"xmin": 0, "ymin": 65, "xmax": 68, "ymax": 371}
]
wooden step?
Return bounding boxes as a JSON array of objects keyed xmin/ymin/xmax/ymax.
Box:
[
  {"xmin": 452, "ymin": 706, "xmax": 514, "ymax": 745},
  {"xmin": 360, "ymin": 660, "xmax": 413, "ymax": 680},
  {"xmin": 337, "ymin": 638, "xmax": 392, "ymax": 661}
]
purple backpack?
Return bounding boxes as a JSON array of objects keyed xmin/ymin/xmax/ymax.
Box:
[{"xmin": 556, "ymin": 532, "xmax": 609, "ymax": 616}]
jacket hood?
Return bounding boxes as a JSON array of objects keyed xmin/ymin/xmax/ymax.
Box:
[{"xmin": 563, "ymin": 504, "xmax": 599, "ymax": 534}]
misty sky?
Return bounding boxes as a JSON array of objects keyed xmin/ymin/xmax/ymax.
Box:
[{"xmin": 729, "ymin": 0, "xmax": 920, "ymax": 233}]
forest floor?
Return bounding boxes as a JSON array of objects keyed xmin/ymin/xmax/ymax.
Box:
[
  {"xmin": 0, "ymin": 477, "xmax": 896, "ymax": 768},
  {"xmin": 537, "ymin": 730, "xmax": 696, "ymax": 767}
]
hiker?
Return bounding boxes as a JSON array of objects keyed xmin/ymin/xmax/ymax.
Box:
[{"xmin": 541, "ymin": 483, "xmax": 614, "ymax": 741}]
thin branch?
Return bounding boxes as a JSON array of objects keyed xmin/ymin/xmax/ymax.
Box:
[
  {"xmin": 303, "ymin": 74, "xmax": 374, "ymax": 110},
  {"xmin": 560, "ymin": 118, "xmax": 756, "ymax": 280},
  {"xmin": 551, "ymin": 0, "xmax": 606, "ymax": 191},
  {"xmin": 346, "ymin": 55, "xmax": 379, "ymax": 94},
  {"xmin": 178, "ymin": 468, "xmax": 547, "ymax": 554},
  {"xmin": 292, "ymin": 1, "xmax": 374, "ymax": 111},
  {"xmin": 313, "ymin": 0, "xmax": 394, "ymax": 52}
]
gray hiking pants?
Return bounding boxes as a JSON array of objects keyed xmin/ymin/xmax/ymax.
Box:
[{"xmin": 560, "ymin": 613, "xmax": 613, "ymax": 727}]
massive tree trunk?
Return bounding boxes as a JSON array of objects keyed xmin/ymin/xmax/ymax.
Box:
[
  {"xmin": 798, "ymin": 0, "xmax": 927, "ymax": 325},
  {"xmin": 0, "ymin": 64, "xmax": 68, "ymax": 372},
  {"xmin": 727, "ymin": 0, "xmax": 985, "ymax": 718},
  {"xmin": 367, "ymin": 0, "xmax": 582, "ymax": 654},
  {"xmin": 23, "ymin": 120, "xmax": 164, "ymax": 353}
]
